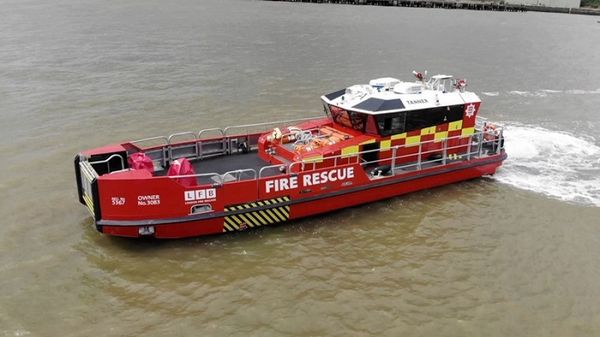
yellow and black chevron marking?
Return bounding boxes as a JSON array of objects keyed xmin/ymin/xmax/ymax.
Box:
[
  {"xmin": 223, "ymin": 196, "xmax": 291, "ymax": 232},
  {"xmin": 82, "ymin": 194, "xmax": 95, "ymax": 216}
]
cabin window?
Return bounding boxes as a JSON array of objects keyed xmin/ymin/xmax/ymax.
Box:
[
  {"xmin": 376, "ymin": 112, "xmax": 406, "ymax": 136},
  {"xmin": 446, "ymin": 104, "xmax": 464, "ymax": 122},
  {"xmin": 330, "ymin": 105, "xmax": 368, "ymax": 132},
  {"xmin": 323, "ymin": 104, "xmax": 331, "ymax": 119},
  {"xmin": 405, "ymin": 104, "xmax": 464, "ymax": 132}
]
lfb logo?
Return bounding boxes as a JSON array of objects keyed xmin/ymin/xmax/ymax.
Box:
[
  {"xmin": 465, "ymin": 104, "xmax": 476, "ymax": 118},
  {"xmin": 184, "ymin": 188, "xmax": 216, "ymax": 202}
]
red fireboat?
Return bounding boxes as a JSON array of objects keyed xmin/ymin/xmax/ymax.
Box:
[{"xmin": 75, "ymin": 71, "xmax": 506, "ymax": 238}]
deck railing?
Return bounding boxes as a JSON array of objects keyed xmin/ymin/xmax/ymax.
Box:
[
  {"xmin": 128, "ymin": 116, "xmax": 324, "ymax": 167},
  {"xmin": 82, "ymin": 120, "xmax": 504, "ymax": 189},
  {"xmin": 130, "ymin": 116, "xmax": 323, "ymax": 148},
  {"xmin": 164, "ymin": 125, "xmax": 504, "ymax": 185}
]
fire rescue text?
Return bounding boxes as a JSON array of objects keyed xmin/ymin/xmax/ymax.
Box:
[{"xmin": 265, "ymin": 167, "xmax": 355, "ymax": 193}]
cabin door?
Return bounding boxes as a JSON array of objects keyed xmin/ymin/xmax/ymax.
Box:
[{"xmin": 361, "ymin": 142, "xmax": 379, "ymax": 167}]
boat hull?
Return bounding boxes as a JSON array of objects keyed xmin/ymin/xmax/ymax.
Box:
[{"xmin": 97, "ymin": 152, "xmax": 505, "ymax": 239}]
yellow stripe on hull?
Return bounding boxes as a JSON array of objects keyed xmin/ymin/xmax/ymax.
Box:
[{"xmin": 223, "ymin": 197, "xmax": 291, "ymax": 232}]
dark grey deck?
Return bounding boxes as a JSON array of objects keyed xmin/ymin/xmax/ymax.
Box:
[
  {"xmin": 192, "ymin": 151, "xmax": 271, "ymax": 175},
  {"xmin": 154, "ymin": 151, "xmax": 280, "ymax": 180}
]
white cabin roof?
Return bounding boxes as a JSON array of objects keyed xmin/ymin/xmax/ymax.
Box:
[{"xmin": 321, "ymin": 74, "xmax": 480, "ymax": 115}]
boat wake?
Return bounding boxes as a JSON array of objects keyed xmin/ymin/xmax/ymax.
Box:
[
  {"xmin": 480, "ymin": 89, "xmax": 600, "ymax": 97},
  {"xmin": 494, "ymin": 124, "xmax": 600, "ymax": 207}
]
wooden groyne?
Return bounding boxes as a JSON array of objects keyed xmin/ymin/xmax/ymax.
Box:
[{"xmin": 267, "ymin": 0, "xmax": 600, "ymax": 15}]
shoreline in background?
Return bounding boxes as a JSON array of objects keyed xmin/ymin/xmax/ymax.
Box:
[{"xmin": 265, "ymin": 0, "xmax": 600, "ymax": 16}]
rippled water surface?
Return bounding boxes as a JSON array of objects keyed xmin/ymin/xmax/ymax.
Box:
[{"xmin": 1, "ymin": 1, "xmax": 600, "ymax": 336}]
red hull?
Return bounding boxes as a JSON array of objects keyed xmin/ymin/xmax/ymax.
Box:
[{"xmin": 97, "ymin": 153, "xmax": 504, "ymax": 239}]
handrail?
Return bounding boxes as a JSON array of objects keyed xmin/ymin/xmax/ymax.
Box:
[
  {"xmin": 130, "ymin": 136, "xmax": 169, "ymax": 147},
  {"xmin": 79, "ymin": 160, "xmax": 99, "ymax": 180},
  {"xmin": 223, "ymin": 116, "xmax": 322, "ymax": 136},
  {"xmin": 155, "ymin": 124, "xmax": 505, "ymax": 187},
  {"xmin": 167, "ymin": 131, "xmax": 197, "ymax": 144},
  {"xmin": 129, "ymin": 116, "xmax": 322, "ymax": 151},
  {"xmin": 223, "ymin": 169, "xmax": 257, "ymax": 181},
  {"xmin": 198, "ymin": 128, "xmax": 225, "ymax": 139},
  {"xmin": 292, "ymin": 131, "xmax": 480, "ymax": 166},
  {"xmin": 280, "ymin": 128, "xmax": 505, "ymax": 176},
  {"xmin": 89, "ymin": 154, "xmax": 125, "ymax": 172},
  {"xmin": 259, "ymin": 164, "xmax": 287, "ymax": 178}
]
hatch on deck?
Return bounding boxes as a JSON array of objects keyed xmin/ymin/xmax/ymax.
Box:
[{"xmin": 393, "ymin": 82, "xmax": 423, "ymax": 94}]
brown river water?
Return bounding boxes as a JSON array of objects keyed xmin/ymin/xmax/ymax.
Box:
[{"xmin": 1, "ymin": 0, "xmax": 600, "ymax": 336}]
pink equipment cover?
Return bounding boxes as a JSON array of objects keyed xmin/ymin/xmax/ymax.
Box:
[
  {"xmin": 128, "ymin": 152, "xmax": 154, "ymax": 174},
  {"xmin": 167, "ymin": 158, "xmax": 197, "ymax": 187}
]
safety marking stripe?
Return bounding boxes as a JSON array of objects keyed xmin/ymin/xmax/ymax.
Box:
[
  {"xmin": 391, "ymin": 132, "xmax": 407, "ymax": 140},
  {"xmin": 82, "ymin": 194, "xmax": 95, "ymax": 216},
  {"xmin": 405, "ymin": 135, "xmax": 421, "ymax": 146},
  {"xmin": 304, "ymin": 155, "xmax": 323, "ymax": 163},
  {"xmin": 227, "ymin": 216, "xmax": 241, "ymax": 228},
  {"xmin": 223, "ymin": 197, "xmax": 291, "ymax": 232},
  {"xmin": 255, "ymin": 201, "xmax": 276, "ymax": 224},
  {"xmin": 341, "ymin": 145, "xmax": 359, "ymax": 157},
  {"xmin": 420, "ymin": 126, "xmax": 436, "ymax": 136},
  {"xmin": 434, "ymin": 131, "xmax": 448, "ymax": 141},
  {"xmin": 461, "ymin": 127, "xmax": 475, "ymax": 136},
  {"xmin": 380, "ymin": 140, "xmax": 391, "ymax": 151},
  {"xmin": 384, "ymin": 121, "xmax": 473, "ymax": 148},
  {"xmin": 448, "ymin": 120, "xmax": 463, "ymax": 131},
  {"xmin": 279, "ymin": 208, "xmax": 290, "ymax": 218},
  {"xmin": 243, "ymin": 204, "xmax": 268, "ymax": 225},
  {"xmin": 265, "ymin": 200, "xmax": 286, "ymax": 221},
  {"xmin": 81, "ymin": 168, "xmax": 96, "ymax": 183},
  {"xmin": 229, "ymin": 215, "xmax": 243, "ymax": 229},
  {"xmin": 258, "ymin": 210, "xmax": 275, "ymax": 224},
  {"xmin": 235, "ymin": 205, "xmax": 257, "ymax": 227},
  {"xmin": 236, "ymin": 212, "xmax": 255, "ymax": 228},
  {"xmin": 223, "ymin": 219, "xmax": 236, "ymax": 232},
  {"xmin": 275, "ymin": 198, "xmax": 291, "ymax": 216}
]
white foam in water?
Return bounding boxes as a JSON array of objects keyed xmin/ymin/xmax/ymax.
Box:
[
  {"xmin": 481, "ymin": 91, "xmax": 499, "ymax": 97},
  {"xmin": 508, "ymin": 90, "xmax": 535, "ymax": 97},
  {"xmin": 480, "ymin": 88, "xmax": 600, "ymax": 97},
  {"xmin": 494, "ymin": 124, "xmax": 600, "ymax": 207},
  {"xmin": 539, "ymin": 89, "xmax": 563, "ymax": 94}
]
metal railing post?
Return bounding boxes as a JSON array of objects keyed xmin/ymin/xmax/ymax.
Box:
[
  {"xmin": 417, "ymin": 143, "xmax": 422, "ymax": 170},
  {"xmin": 497, "ymin": 129, "xmax": 503, "ymax": 154},
  {"xmin": 442, "ymin": 139, "xmax": 447, "ymax": 165},
  {"xmin": 391, "ymin": 147, "xmax": 396, "ymax": 174},
  {"xmin": 466, "ymin": 136, "xmax": 472, "ymax": 160}
]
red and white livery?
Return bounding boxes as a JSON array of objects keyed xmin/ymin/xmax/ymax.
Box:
[{"xmin": 75, "ymin": 71, "xmax": 506, "ymax": 238}]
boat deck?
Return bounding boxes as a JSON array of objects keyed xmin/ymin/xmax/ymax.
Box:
[{"xmin": 154, "ymin": 151, "xmax": 277, "ymax": 179}]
